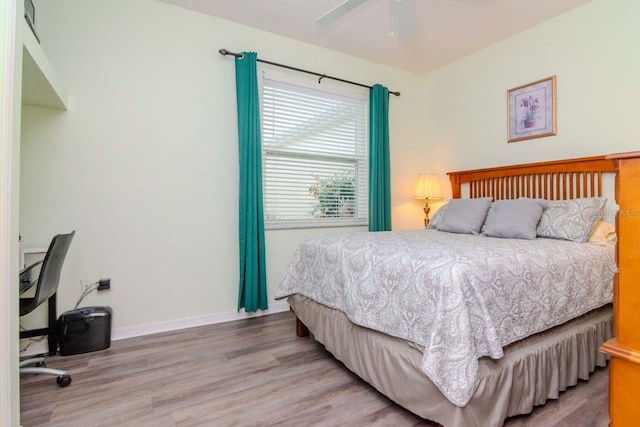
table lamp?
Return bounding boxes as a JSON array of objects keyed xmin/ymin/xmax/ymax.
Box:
[{"xmin": 412, "ymin": 173, "xmax": 442, "ymax": 228}]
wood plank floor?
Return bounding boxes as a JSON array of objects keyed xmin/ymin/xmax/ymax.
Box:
[{"xmin": 20, "ymin": 311, "xmax": 610, "ymax": 426}]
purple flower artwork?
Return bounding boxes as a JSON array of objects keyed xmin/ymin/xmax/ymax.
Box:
[
  {"xmin": 520, "ymin": 95, "xmax": 539, "ymax": 128},
  {"xmin": 508, "ymin": 76, "xmax": 556, "ymax": 143}
]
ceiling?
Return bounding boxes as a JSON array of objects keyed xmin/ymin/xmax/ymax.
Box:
[{"xmin": 157, "ymin": 0, "xmax": 593, "ymax": 74}]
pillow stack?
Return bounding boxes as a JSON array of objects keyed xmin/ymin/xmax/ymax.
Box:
[{"xmin": 428, "ymin": 197, "xmax": 608, "ymax": 242}]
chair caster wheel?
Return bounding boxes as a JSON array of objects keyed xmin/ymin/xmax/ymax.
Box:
[{"xmin": 56, "ymin": 375, "xmax": 71, "ymax": 387}]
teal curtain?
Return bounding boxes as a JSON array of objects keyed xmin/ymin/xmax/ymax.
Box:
[
  {"xmin": 235, "ymin": 52, "xmax": 268, "ymax": 312},
  {"xmin": 368, "ymin": 84, "xmax": 391, "ymax": 231}
]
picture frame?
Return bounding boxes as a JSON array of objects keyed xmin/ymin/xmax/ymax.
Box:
[{"xmin": 507, "ymin": 76, "xmax": 556, "ymax": 143}]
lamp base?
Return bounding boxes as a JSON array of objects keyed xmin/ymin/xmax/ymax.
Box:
[{"xmin": 423, "ymin": 199, "xmax": 431, "ymax": 228}]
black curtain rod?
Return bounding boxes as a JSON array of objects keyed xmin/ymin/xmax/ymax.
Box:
[{"xmin": 218, "ymin": 49, "xmax": 400, "ymax": 97}]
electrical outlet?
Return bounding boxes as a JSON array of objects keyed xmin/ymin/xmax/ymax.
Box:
[
  {"xmin": 98, "ymin": 278, "xmax": 111, "ymax": 291},
  {"xmin": 80, "ymin": 279, "xmax": 94, "ymax": 293}
]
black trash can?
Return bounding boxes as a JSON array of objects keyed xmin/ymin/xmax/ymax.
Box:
[{"xmin": 57, "ymin": 306, "xmax": 112, "ymax": 356}]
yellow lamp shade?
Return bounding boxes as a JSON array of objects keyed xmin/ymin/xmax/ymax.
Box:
[{"xmin": 412, "ymin": 173, "xmax": 442, "ymax": 200}]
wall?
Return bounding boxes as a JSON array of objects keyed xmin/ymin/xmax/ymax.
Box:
[
  {"xmin": 416, "ymin": 0, "xmax": 640, "ymax": 202},
  {"xmin": 19, "ymin": 0, "xmax": 423, "ymax": 335}
]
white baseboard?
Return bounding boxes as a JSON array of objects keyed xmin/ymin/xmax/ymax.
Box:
[
  {"xmin": 111, "ymin": 301, "xmax": 290, "ymax": 341},
  {"xmin": 20, "ymin": 301, "xmax": 291, "ymax": 357}
]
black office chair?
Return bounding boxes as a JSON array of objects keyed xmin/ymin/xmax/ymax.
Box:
[{"xmin": 19, "ymin": 231, "xmax": 75, "ymax": 387}]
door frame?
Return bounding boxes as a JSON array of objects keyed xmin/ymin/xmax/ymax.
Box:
[{"xmin": 0, "ymin": 0, "xmax": 18, "ymax": 425}]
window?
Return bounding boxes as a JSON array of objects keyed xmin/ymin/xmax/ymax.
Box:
[{"xmin": 261, "ymin": 72, "xmax": 368, "ymax": 229}]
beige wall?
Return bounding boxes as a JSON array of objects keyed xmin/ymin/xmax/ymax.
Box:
[
  {"xmin": 412, "ymin": 0, "xmax": 640, "ymax": 204},
  {"xmin": 20, "ymin": 0, "xmax": 422, "ymax": 333}
]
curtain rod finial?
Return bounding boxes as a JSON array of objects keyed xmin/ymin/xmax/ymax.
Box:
[{"xmin": 219, "ymin": 49, "xmax": 229, "ymax": 56}]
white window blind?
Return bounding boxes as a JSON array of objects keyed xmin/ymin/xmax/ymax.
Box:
[{"xmin": 262, "ymin": 73, "xmax": 368, "ymax": 229}]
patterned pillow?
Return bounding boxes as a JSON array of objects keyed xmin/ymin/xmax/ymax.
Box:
[
  {"xmin": 536, "ymin": 197, "xmax": 607, "ymax": 242},
  {"xmin": 437, "ymin": 198, "xmax": 492, "ymax": 235},
  {"xmin": 427, "ymin": 203, "xmax": 448, "ymax": 229}
]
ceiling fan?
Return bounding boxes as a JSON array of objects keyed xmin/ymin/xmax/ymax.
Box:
[
  {"xmin": 316, "ymin": 0, "xmax": 417, "ymax": 39},
  {"xmin": 315, "ymin": 0, "xmax": 497, "ymax": 39},
  {"xmin": 315, "ymin": 0, "xmax": 370, "ymax": 26}
]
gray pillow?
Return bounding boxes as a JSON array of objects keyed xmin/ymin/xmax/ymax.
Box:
[
  {"xmin": 536, "ymin": 197, "xmax": 607, "ymax": 242},
  {"xmin": 482, "ymin": 198, "xmax": 548, "ymax": 240},
  {"xmin": 427, "ymin": 203, "xmax": 448, "ymax": 229},
  {"xmin": 436, "ymin": 198, "xmax": 492, "ymax": 235},
  {"xmin": 479, "ymin": 203, "xmax": 496, "ymax": 234}
]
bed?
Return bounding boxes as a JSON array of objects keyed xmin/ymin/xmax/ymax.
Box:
[{"xmin": 276, "ymin": 155, "xmax": 619, "ymax": 427}]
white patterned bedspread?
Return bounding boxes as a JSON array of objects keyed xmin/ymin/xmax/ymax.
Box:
[{"xmin": 275, "ymin": 230, "xmax": 616, "ymax": 407}]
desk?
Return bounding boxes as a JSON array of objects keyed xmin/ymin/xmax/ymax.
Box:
[
  {"xmin": 19, "ymin": 258, "xmax": 58, "ymax": 355},
  {"xmin": 24, "ymin": 247, "xmax": 47, "ymax": 256},
  {"xmin": 19, "ymin": 260, "xmax": 41, "ymax": 294}
]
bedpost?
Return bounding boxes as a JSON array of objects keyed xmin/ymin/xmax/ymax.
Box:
[
  {"xmin": 296, "ymin": 317, "xmax": 309, "ymax": 338},
  {"xmin": 290, "ymin": 305, "xmax": 310, "ymax": 337},
  {"xmin": 449, "ymin": 174, "xmax": 461, "ymax": 199},
  {"xmin": 601, "ymin": 151, "xmax": 640, "ymax": 426}
]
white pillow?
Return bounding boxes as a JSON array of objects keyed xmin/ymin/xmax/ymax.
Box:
[{"xmin": 588, "ymin": 221, "xmax": 617, "ymax": 245}]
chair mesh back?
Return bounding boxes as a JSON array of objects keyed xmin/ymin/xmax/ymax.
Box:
[{"xmin": 31, "ymin": 231, "xmax": 75, "ymax": 310}]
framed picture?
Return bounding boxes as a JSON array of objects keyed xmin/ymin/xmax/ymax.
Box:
[{"xmin": 507, "ymin": 76, "xmax": 556, "ymax": 143}]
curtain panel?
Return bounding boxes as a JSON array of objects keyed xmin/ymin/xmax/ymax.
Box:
[
  {"xmin": 369, "ymin": 84, "xmax": 392, "ymax": 231},
  {"xmin": 234, "ymin": 52, "xmax": 268, "ymax": 312}
]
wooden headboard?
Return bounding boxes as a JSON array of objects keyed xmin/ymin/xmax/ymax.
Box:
[{"xmin": 447, "ymin": 155, "xmax": 618, "ymax": 200}]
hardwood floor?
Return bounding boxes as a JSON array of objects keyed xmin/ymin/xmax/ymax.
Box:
[{"xmin": 20, "ymin": 311, "xmax": 610, "ymax": 426}]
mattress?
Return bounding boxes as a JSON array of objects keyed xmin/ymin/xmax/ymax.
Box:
[{"xmin": 276, "ymin": 229, "xmax": 616, "ymax": 406}]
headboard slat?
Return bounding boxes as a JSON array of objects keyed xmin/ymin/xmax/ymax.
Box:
[
  {"xmin": 543, "ymin": 174, "xmax": 549, "ymax": 199},
  {"xmin": 570, "ymin": 173, "xmax": 575, "ymax": 199},
  {"xmin": 536, "ymin": 175, "xmax": 542, "ymax": 199},
  {"xmin": 597, "ymin": 172, "xmax": 603, "ymax": 197}
]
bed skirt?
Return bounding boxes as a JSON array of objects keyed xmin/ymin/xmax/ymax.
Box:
[{"xmin": 288, "ymin": 294, "xmax": 612, "ymax": 427}]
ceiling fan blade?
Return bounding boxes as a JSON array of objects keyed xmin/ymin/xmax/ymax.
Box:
[{"xmin": 315, "ymin": 0, "xmax": 368, "ymax": 26}]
